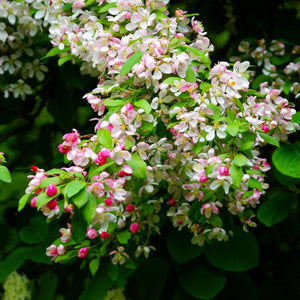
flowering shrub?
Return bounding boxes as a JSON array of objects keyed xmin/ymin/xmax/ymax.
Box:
[
  {"xmin": 0, "ymin": 0, "xmax": 299, "ymax": 299},
  {"xmin": 17, "ymin": 0, "xmax": 298, "ymax": 265}
]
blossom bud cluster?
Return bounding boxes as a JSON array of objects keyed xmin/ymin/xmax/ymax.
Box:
[{"xmin": 19, "ymin": 0, "xmax": 299, "ymax": 268}]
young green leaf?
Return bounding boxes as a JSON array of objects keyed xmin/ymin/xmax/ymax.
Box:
[
  {"xmin": 65, "ymin": 180, "xmax": 87, "ymax": 198},
  {"xmin": 233, "ymin": 154, "xmax": 248, "ymax": 166},
  {"xmin": 97, "ymin": 128, "xmax": 114, "ymax": 150},
  {"xmin": 127, "ymin": 153, "xmax": 147, "ymax": 179},
  {"xmin": 134, "ymin": 99, "xmax": 152, "ymax": 114},
  {"xmin": 18, "ymin": 193, "xmax": 31, "ymax": 212},
  {"xmin": 184, "ymin": 65, "xmax": 197, "ymax": 83},
  {"xmin": 260, "ymin": 132, "xmax": 280, "ymax": 147},
  {"xmin": 120, "ymin": 51, "xmax": 144, "ymax": 76},
  {"xmin": 116, "ymin": 231, "xmax": 131, "ymax": 244},
  {"xmin": 0, "ymin": 165, "xmax": 11, "ymax": 183}
]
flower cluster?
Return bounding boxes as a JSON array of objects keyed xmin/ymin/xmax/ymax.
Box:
[
  {"xmin": 232, "ymin": 39, "xmax": 300, "ymax": 100},
  {"xmin": 0, "ymin": 0, "xmax": 49, "ymax": 100},
  {"xmin": 18, "ymin": 0, "xmax": 298, "ymax": 269}
]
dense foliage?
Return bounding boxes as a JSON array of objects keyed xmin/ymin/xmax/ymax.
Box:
[{"xmin": 0, "ymin": 0, "xmax": 300, "ymax": 299}]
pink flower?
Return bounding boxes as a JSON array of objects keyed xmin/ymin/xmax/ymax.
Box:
[
  {"xmin": 201, "ymin": 203, "xmax": 220, "ymax": 218},
  {"xmin": 46, "ymin": 244, "xmax": 65, "ymax": 261},
  {"xmin": 87, "ymin": 228, "xmax": 98, "ymax": 239},
  {"xmin": 78, "ymin": 247, "xmax": 88, "ymax": 259},
  {"xmin": 59, "ymin": 223, "xmax": 72, "ymax": 243},
  {"xmin": 130, "ymin": 222, "xmax": 139, "ymax": 234},
  {"xmin": 46, "ymin": 184, "xmax": 58, "ymax": 197}
]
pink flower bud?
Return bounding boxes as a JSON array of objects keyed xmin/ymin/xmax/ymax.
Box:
[
  {"xmin": 78, "ymin": 247, "xmax": 88, "ymax": 259},
  {"xmin": 167, "ymin": 198, "xmax": 177, "ymax": 206},
  {"xmin": 95, "ymin": 154, "xmax": 107, "ymax": 165},
  {"xmin": 130, "ymin": 222, "xmax": 139, "ymax": 234},
  {"xmin": 126, "ymin": 204, "xmax": 135, "ymax": 212},
  {"xmin": 47, "ymin": 199, "xmax": 58, "ymax": 210},
  {"xmin": 199, "ymin": 176, "xmax": 208, "ymax": 183},
  {"xmin": 104, "ymin": 198, "xmax": 113, "ymax": 206},
  {"xmin": 100, "ymin": 231, "xmax": 110, "ymax": 239},
  {"xmin": 219, "ymin": 167, "xmax": 229, "ymax": 176},
  {"xmin": 261, "ymin": 124, "xmax": 269, "ymax": 133},
  {"xmin": 46, "ymin": 184, "xmax": 58, "ymax": 197},
  {"xmin": 30, "ymin": 196, "xmax": 37, "ymax": 208},
  {"xmin": 87, "ymin": 228, "xmax": 98, "ymax": 239}
]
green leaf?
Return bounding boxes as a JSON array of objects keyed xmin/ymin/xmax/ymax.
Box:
[
  {"xmin": 120, "ymin": 51, "xmax": 144, "ymax": 76},
  {"xmin": 127, "ymin": 153, "xmax": 147, "ymax": 179},
  {"xmin": 134, "ymin": 99, "xmax": 152, "ymax": 114},
  {"xmin": 272, "ymin": 142, "xmax": 300, "ymax": 178},
  {"xmin": 98, "ymin": 2, "xmax": 116, "ymax": 13},
  {"xmin": 260, "ymin": 132, "xmax": 280, "ymax": 147},
  {"xmin": 0, "ymin": 247, "xmax": 30, "ymax": 283},
  {"xmin": 252, "ymin": 74, "xmax": 271, "ymax": 89},
  {"xmin": 82, "ymin": 193, "xmax": 97, "ymax": 223},
  {"xmin": 108, "ymin": 263, "xmax": 119, "ymax": 281},
  {"xmin": 40, "ymin": 177, "xmax": 61, "ymax": 188},
  {"xmin": 42, "ymin": 46, "xmax": 65, "ymax": 59},
  {"xmin": 178, "ymin": 260, "xmax": 226, "ymax": 299},
  {"xmin": 88, "ymin": 161, "xmax": 116, "ymax": 179},
  {"xmin": 58, "ymin": 54, "xmax": 74, "ymax": 66},
  {"xmin": 72, "ymin": 213, "xmax": 87, "ymax": 243},
  {"xmin": 184, "ymin": 65, "xmax": 197, "ymax": 83},
  {"xmin": 230, "ymin": 164, "xmax": 242, "ymax": 187},
  {"xmin": 84, "ymin": 0, "xmax": 95, "ymax": 7},
  {"xmin": 89, "ymin": 258, "xmax": 100, "ymax": 276},
  {"xmin": 103, "ymin": 99, "xmax": 126, "ymax": 107},
  {"xmin": 177, "ymin": 45, "xmax": 211, "ymax": 68},
  {"xmin": 65, "ymin": 180, "xmax": 87, "ymax": 198},
  {"xmin": 283, "ymin": 81, "xmax": 292, "ymax": 95},
  {"xmin": 116, "ymin": 231, "xmax": 131, "ymax": 244},
  {"xmin": 72, "ymin": 187, "xmax": 89, "ymax": 208},
  {"xmin": 79, "ymin": 266, "xmax": 114, "ymax": 300},
  {"xmin": 0, "ymin": 165, "xmax": 11, "ymax": 183},
  {"xmin": 204, "ymin": 227, "xmax": 259, "ymax": 271},
  {"xmin": 233, "ymin": 154, "xmax": 248, "ymax": 166},
  {"xmin": 162, "ymin": 76, "xmax": 181, "ymax": 85},
  {"xmin": 32, "ymin": 272, "xmax": 57, "ymax": 300},
  {"xmin": 19, "ymin": 217, "xmax": 48, "ymax": 244},
  {"xmin": 272, "ymin": 163, "xmax": 300, "ymax": 186},
  {"xmin": 257, "ymin": 191, "xmax": 297, "ymax": 226},
  {"xmin": 18, "ymin": 193, "xmax": 31, "ymax": 212},
  {"xmin": 292, "ymin": 111, "xmax": 300, "ymax": 124},
  {"xmin": 97, "ymin": 129, "xmax": 113, "ymax": 150},
  {"xmin": 199, "ymin": 82, "xmax": 212, "ymax": 93},
  {"xmin": 207, "ymin": 103, "xmax": 221, "ymax": 119},
  {"xmin": 227, "ymin": 121, "xmax": 240, "ymax": 137},
  {"xmin": 248, "ymin": 178, "xmax": 263, "ymax": 191},
  {"xmin": 166, "ymin": 229, "xmax": 203, "ymax": 264},
  {"xmin": 270, "ymin": 54, "xmax": 292, "ymax": 66}
]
